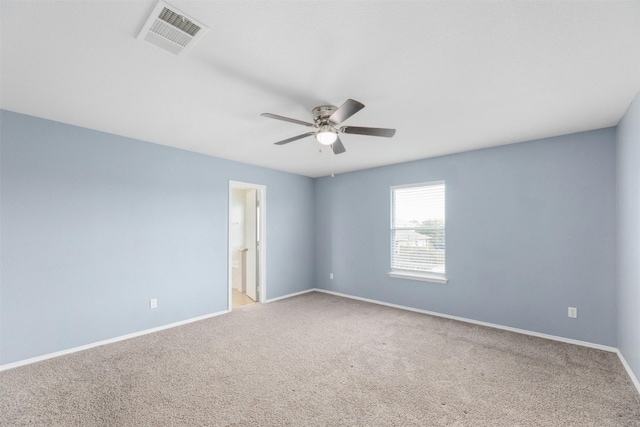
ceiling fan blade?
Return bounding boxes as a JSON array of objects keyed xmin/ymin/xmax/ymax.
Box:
[
  {"xmin": 273, "ymin": 132, "xmax": 315, "ymax": 145},
  {"xmin": 261, "ymin": 113, "xmax": 315, "ymax": 127},
  {"xmin": 332, "ymin": 137, "xmax": 346, "ymax": 155},
  {"xmin": 341, "ymin": 126, "xmax": 396, "ymax": 138},
  {"xmin": 329, "ymin": 99, "xmax": 365, "ymax": 125}
]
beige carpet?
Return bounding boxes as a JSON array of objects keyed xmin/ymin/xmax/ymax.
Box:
[{"xmin": 1, "ymin": 291, "xmax": 639, "ymax": 426}]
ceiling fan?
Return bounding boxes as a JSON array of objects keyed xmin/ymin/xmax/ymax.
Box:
[{"xmin": 261, "ymin": 99, "xmax": 396, "ymax": 154}]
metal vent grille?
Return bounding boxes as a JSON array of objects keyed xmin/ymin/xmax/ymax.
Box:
[
  {"xmin": 137, "ymin": 1, "xmax": 208, "ymax": 56},
  {"xmin": 158, "ymin": 7, "xmax": 201, "ymax": 37},
  {"xmin": 150, "ymin": 19, "xmax": 192, "ymax": 47}
]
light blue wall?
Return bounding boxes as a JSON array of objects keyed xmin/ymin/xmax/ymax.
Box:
[
  {"xmin": 0, "ymin": 110, "xmax": 315, "ymax": 365},
  {"xmin": 315, "ymin": 128, "xmax": 617, "ymax": 346},
  {"xmin": 0, "ymin": 107, "xmax": 625, "ymax": 365},
  {"xmin": 617, "ymin": 92, "xmax": 640, "ymax": 383}
]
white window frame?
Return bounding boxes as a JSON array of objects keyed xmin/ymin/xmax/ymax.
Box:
[{"xmin": 388, "ymin": 181, "xmax": 448, "ymax": 284}]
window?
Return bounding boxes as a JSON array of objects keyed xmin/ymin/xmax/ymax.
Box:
[{"xmin": 389, "ymin": 181, "xmax": 447, "ymax": 283}]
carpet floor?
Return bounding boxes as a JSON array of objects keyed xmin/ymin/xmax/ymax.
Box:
[{"xmin": 1, "ymin": 291, "xmax": 639, "ymax": 426}]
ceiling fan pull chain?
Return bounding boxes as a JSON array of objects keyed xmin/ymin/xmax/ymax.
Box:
[{"xmin": 331, "ymin": 149, "xmax": 335, "ymax": 178}]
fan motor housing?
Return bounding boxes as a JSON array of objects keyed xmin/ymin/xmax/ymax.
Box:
[{"xmin": 313, "ymin": 105, "xmax": 338, "ymax": 124}]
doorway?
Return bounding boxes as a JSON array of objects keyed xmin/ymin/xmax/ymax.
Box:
[{"xmin": 228, "ymin": 181, "xmax": 266, "ymax": 310}]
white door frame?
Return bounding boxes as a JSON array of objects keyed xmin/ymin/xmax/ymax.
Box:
[
  {"xmin": 228, "ymin": 180, "xmax": 266, "ymax": 310},
  {"xmin": 244, "ymin": 188, "xmax": 258, "ymax": 301}
]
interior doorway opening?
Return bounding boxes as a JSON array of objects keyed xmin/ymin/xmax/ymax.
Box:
[{"xmin": 228, "ymin": 181, "xmax": 266, "ymax": 310}]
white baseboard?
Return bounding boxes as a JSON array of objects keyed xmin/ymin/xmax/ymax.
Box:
[
  {"xmin": 314, "ymin": 288, "xmax": 617, "ymax": 353},
  {"xmin": 5, "ymin": 287, "xmax": 636, "ymax": 398},
  {"xmin": 264, "ymin": 288, "xmax": 316, "ymax": 303},
  {"xmin": 617, "ymin": 350, "xmax": 640, "ymax": 396},
  {"xmin": 0, "ymin": 309, "xmax": 228, "ymax": 372}
]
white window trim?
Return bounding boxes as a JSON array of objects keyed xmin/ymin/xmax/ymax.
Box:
[
  {"xmin": 390, "ymin": 181, "xmax": 447, "ymax": 284},
  {"xmin": 388, "ymin": 270, "xmax": 448, "ymax": 284}
]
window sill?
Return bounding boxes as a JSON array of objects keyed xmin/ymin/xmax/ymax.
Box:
[{"xmin": 388, "ymin": 271, "xmax": 448, "ymax": 284}]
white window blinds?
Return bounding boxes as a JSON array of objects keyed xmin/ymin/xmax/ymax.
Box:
[{"xmin": 391, "ymin": 182, "xmax": 445, "ymax": 276}]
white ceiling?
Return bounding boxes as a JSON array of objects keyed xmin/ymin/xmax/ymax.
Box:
[{"xmin": 2, "ymin": 1, "xmax": 639, "ymax": 178}]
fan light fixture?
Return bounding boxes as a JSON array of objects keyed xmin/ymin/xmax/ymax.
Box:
[{"xmin": 316, "ymin": 125, "xmax": 337, "ymax": 145}]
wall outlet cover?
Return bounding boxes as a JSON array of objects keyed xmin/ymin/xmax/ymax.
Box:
[
  {"xmin": 150, "ymin": 298, "xmax": 158, "ymax": 309},
  {"xmin": 568, "ymin": 307, "xmax": 577, "ymax": 318}
]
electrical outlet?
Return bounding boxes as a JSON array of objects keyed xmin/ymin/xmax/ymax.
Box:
[
  {"xmin": 568, "ymin": 307, "xmax": 577, "ymax": 318},
  {"xmin": 150, "ymin": 298, "xmax": 158, "ymax": 309},
  {"xmin": 330, "ymin": 273, "xmax": 334, "ymax": 280}
]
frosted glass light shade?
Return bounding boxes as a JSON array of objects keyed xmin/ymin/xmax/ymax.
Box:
[
  {"xmin": 316, "ymin": 132, "xmax": 337, "ymax": 145},
  {"xmin": 316, "ymin": 125, "xmax": 337, "ymax": 145}
]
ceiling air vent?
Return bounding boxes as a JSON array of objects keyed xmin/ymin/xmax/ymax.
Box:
[{"xmin": 137, "ymin": 1, "xmax": 208, "ymax": 56}]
